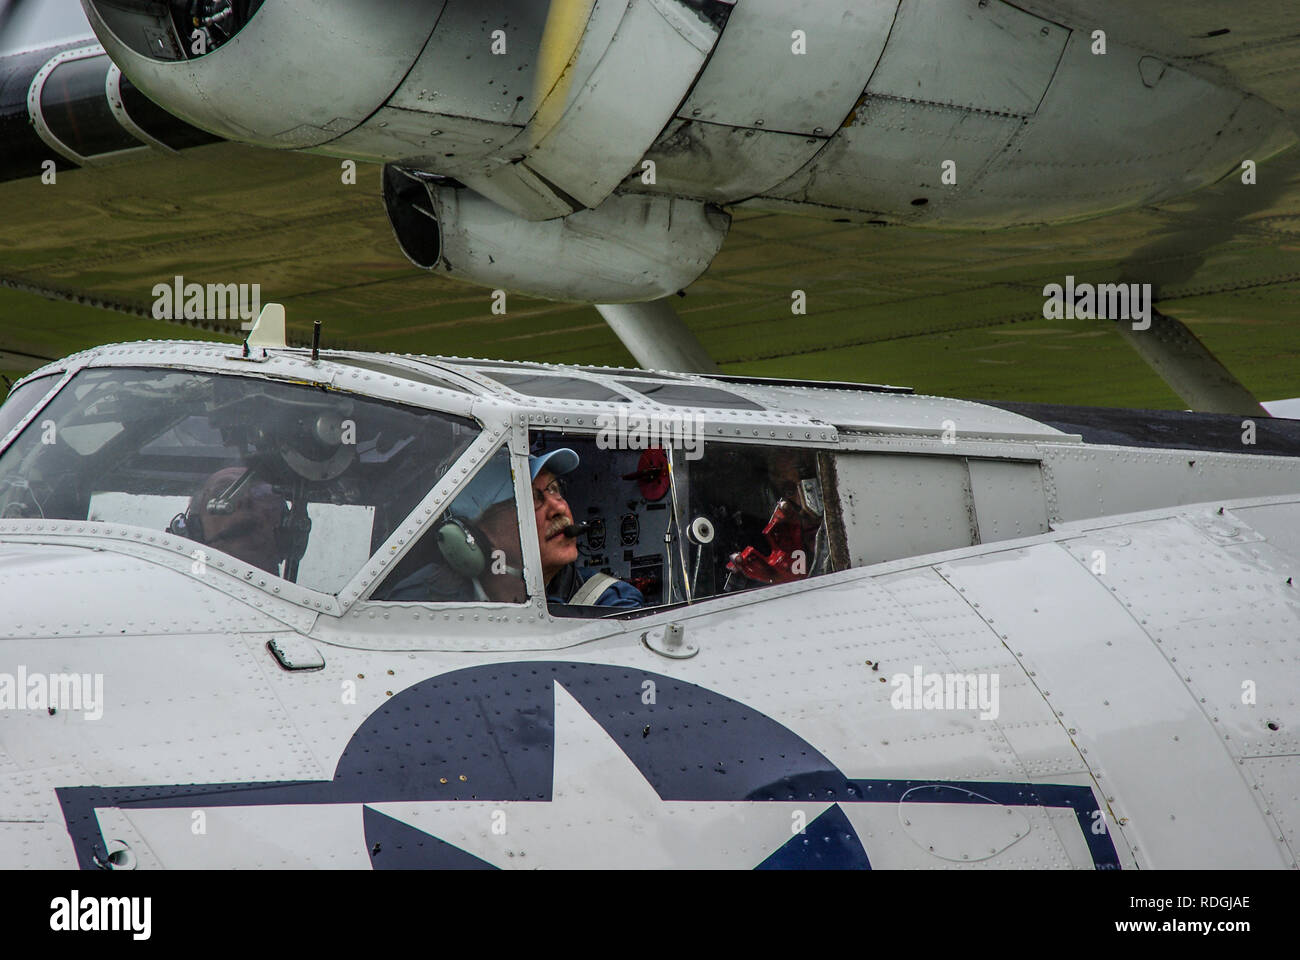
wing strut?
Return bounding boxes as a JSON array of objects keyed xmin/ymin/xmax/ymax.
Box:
[
  {"xmin": 1114, "ymin": 309, "xmax": 1268, "ymax": 416},
  {"xmin": 594, "ymin": 299, "xmax": 718, "ymax": 375}
]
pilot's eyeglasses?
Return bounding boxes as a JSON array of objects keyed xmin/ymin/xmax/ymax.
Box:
[{"xmin": 532, "ymin": 478, "xmax": 566, "ymax": 508}]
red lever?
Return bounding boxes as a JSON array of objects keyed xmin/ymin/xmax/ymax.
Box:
[
  {"xmin": 726, "ymin": 500, "xmax": 810, "ymax": 585},
  {"xmin": 629, "ymin": 573, "xmax": 661, "ymax": 595},
  {"xmin": 622, "ymin": 447, "xmax": 669, "ymax": 501}
]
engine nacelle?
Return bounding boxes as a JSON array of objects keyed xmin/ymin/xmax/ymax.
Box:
[
  {"xmin": 80, "ymin": 0, "xmax": 443, "ymax": 148},
  {"xmin": 383, "ymin": 167, "xmax": 731, "ymax": 303}
]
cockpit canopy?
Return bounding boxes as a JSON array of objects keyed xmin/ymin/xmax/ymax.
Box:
[{"xmin": 0, "ymin": 367, "xmax": 478, "ymax": 593}]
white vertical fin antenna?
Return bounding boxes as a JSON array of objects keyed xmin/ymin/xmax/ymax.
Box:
[{"xmin": 246, "ymin": 303, "xmax": 287, "ymax": 349}]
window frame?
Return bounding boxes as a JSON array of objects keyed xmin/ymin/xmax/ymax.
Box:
[
  {"xmin": 0, "ymin": 359, "xmax": 504, "ymax": 615},
  {"xmin": 527, "ymin": 426, "xmax": 844, "ymax": 621},
  {"xmin": 362, "ymin": 436, "xmax": 537, "ymax": 608},
  {"xmin": 0, "ymin": 369, "xmax": 71, "ymax": 456}
]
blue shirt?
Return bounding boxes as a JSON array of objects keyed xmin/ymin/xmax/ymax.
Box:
[{"xmin": 547, "ymin": 565, "xmax": 644, "ymax": 609}]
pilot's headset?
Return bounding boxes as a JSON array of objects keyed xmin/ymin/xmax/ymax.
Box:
[
  {"xmin": 434, "ymin": 456, "xmax": 520, "ymax": 579},
  {"xmin": 169, "ymin": 466, "xmax": 292, "ymax": 561}
]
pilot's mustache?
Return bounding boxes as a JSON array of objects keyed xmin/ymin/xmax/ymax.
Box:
[{"xmin": 544, "ymin": 516, "xmax": 571, "ymax": 538}]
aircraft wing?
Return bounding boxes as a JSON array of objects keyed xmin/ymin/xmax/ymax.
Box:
[
  {"xmin": 1029, "ymin": 0, "xmax": 1300, "ymax": 120},
  {"xmin": 1, "ymin": 0, "xmax": 1299, "ymax": 411}
]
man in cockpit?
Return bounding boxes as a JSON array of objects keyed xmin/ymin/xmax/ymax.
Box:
[
  {"xmin": 529, "ymin": 448, "xmax": 643, "ymax": 609},
  {"xmin": 381, "ymin": 448, "xmax": 641, "ymax": 608},
  {"xmin": 173, "ymin": 466, "xmax": 288, "ymax": 576}
]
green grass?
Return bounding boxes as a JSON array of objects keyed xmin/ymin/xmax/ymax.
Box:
[{"xmin": 1, "ymin": 283, "xmax": 1289, "ymax": 410}]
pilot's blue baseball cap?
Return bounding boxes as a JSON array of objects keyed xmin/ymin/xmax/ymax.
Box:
[
  {"xmin": 530, "ymin": 447, "xmax": 579, "ymax": 481},
  {"xmin": 455, "ymin": 448, "xmax": 580, "ymax": 519},
  {"xmin": 454, "ymin": 459, "xmax": 514, "ymax": 521}
]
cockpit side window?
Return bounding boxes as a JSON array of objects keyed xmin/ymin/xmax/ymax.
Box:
[
  {"xmin": 530, "ymin": 428, "xmax": 839, "ymax": 617},
  {"xmin": 370, "ymin": 444, "xmax": 528, "ymax": 604},
  {"xmin": 0, "ymin": 374, "xmax": 60, "ymax": 449},
  {"xmin": 0, "ymin": 367, "xmax": 479, "ymax": 594},
  {"xmin": 685, "ymin": 442, "xmax": 834, "ymax": 595}
]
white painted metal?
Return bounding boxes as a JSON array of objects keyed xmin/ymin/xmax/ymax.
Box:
[
  {"xmin": 418, "ymin": 187, "xmax": 731, "ymax": 302},
  {"xmin": 0, "ymin": 542, "xmax": 291, "ymax": 639},
  {"xmin": 4, "ymin": 340, "xmax": 1300, "ymax": 869},
  {"xmin": 679, "ymin": 0, "xmax": 896, "ymax": 135},
  {"xmin": 733, "ymin": 383, "xmax": 1072, "ymax": 442},
  {"xmin": 309, "ymin": 107, "xmax": 521, "ymax": 172},
  {"xmin": 766, "ymin": 99, "xmax": 1025, "ymax": 221},
  {"xmin": 865, "ymin": 0, "xmax": 1068, "ymax": 116},
  {"xmin": 104, "ymin": 62, "xmax": 176, "ymax": 155},
  {"xmin": 1040, "ymin": 442, "xmax": 1300, "ymax": 525},
  {"xmin": 83, "ymin": 0, "xmax": 446, "ymax": 148},
  {"xmin": 939, "ymin": 521, "xmax": 1297, "ymax": 868},
  {"xmin": 836, "ymin": 453, "xmax": 976, "ymax": 563},
  {"xmin": 367, "ymin": 0, "xmax": 721, "ymax": 219},
  {"xmin": 969, "ymin": 459, "xmax": 1050, "ymax": 542},
  {"xmin": 594, "ymin": 300, "xmax": 720, "ymax": 373},
  {"xmin": 637, "ymin": 121, "xmax": 830, "ymax": 203},
  {"xmin": 68, "ymin": 0, "xmax": 1295, "ymax": 271},
  {"xmin": 382, "ymin": 0, "xmax": 555, "ymax": 127},
  {"xmin": 941, "ymin": 29, "xmax": 1295, "ymax": 225},
  {"xmin": 1113, "ymin": 310, "xmax": 1269, "ymax": 416},
  {"xmin": 27, "ymin": 43, "xmax": 147, "ymax": 167},
  {"xmin": 245, "ymin": 303, "xmax": 286, "ymax": 349},
  {"xmin": 521, "ymin": 0, "xmax": 719, "ymax": 210}
]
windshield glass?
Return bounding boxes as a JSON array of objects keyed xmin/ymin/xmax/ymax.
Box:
[
  {"xmin": 0, "ymin": 374, "xmax": 60, "ymax": 444},
  {"xmin": 0, "ymin": 367, "xmax": 479, "ymax": 594}
]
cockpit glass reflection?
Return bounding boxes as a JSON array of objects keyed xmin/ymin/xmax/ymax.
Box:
[{"xmin": 0, "ymin": 367, "xmax": 478, "ymax": 594}]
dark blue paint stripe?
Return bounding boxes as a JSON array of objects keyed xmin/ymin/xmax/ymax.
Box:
[
  {"xmin": 54, "ymin": 662, "xmax": 1120, "ymax": 870},
  {"xmin": 363, "ymin": 806, "xmax": 496, "ymax": 870},
  {"xmin": 757, "ymin": 804, "xmax": 871, "ymax": 870}
]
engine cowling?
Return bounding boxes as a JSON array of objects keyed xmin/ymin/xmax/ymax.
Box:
[
  {"xmin": 383, "ymin": 166, "xmax": 731, "ymax": 303},
  {"xmin": 80, "ymin": 0, "xmax": 443, "ymax": 148}
]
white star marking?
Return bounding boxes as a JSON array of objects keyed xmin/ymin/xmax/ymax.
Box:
[{"xmin": 368, "ymin": 681, "xmax": 830, "ymax": 868}]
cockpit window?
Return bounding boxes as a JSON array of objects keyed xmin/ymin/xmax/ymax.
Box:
[
  {"xmin": 370, "ymin": 444, "xmax": 528, "ymax": 604},
  {"xmin": 473, "ymin": 371, "xmax": 631, "ymax": 403},
  {"xmin": 0, "ymin": 367, "xmax": 479, "ymax": 594},
  {"xmin": 532, "ymin": 429, "xmax": 837, "ymax": 616},
  {"xmin": 685, "ymin": 442, "xmax": 833, "ymax": 593},
  {"xmin": 322, "ymin": 356, "xmax": 473, "ymax": 393},
  {"xmin": 0, "ymin": 375, "xmax": 60, "ymax": 446},
  {"xmin": 616, "ymin": 381, "xmax": 764, "ymax": 410}
]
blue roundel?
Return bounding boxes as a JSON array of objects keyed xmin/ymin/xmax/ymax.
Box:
[
  {"xmin": 57, "ymin": 663, "xmax": 1117, "ymax": 869},
  {"xmin": 350, "ymin": 661, "xmax": 871, "ymax": 869}
]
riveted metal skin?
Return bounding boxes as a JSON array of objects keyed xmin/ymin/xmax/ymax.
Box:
[
  {"xmin": 642, "ymin": 622, "xmax": 697, "ymax": 659},
  {"xmin": 82, "ymin": 0, "xmax": 446, "ymax": 150},
  {"xmin": 61, "ymin": 0, "xmax": 1290, "ymax": 322},
  {"xmin": 26, "ymin": 44, "xmax": 144, "ymax": 167},
  {"xmin": 4, "ymin": 339, "xmax": 1300, "ymax": 868}
]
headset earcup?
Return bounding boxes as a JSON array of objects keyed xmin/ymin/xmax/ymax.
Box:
[
  {"xmin": 168, "ymin": 509, "xmax": 204, "ymax": 542},
  {"xmin": 436, "ymin": 519, "xmax": 486, "ymax": 578}
]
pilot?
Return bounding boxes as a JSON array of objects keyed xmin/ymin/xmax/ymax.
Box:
[
  {"xmin": 174, "ymin": 466, "xmax": 288, "ymax": 576},
  {"xmin": 531, "ymin": 448, "xmax": 643, "ymax": 609},
  {"xmin": 385, "ymin": 449, "xmax": 641, "ymax": 608}
]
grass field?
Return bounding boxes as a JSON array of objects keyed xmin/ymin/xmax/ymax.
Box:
[
  {"xmin": 5, "ymin": 141, "xmax": 1297, "ymax": 410},
  {"xmin": 4, "ymin": 282, "xmax": 1295, "ymax": 410}
]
